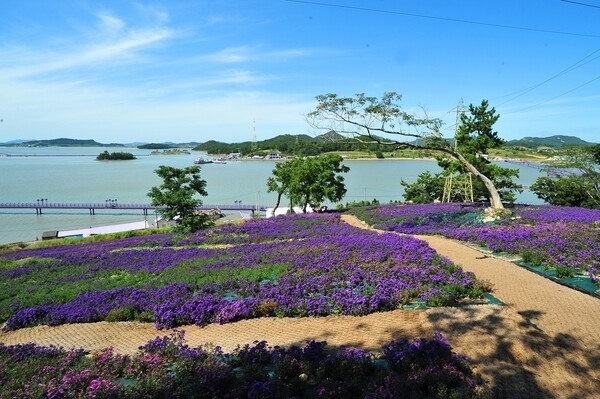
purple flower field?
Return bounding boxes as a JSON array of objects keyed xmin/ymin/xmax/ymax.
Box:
[
  {"xmin": 350, "ymin": 203, "xmax": 600, "ymax": 284},
  {"xmin": 1, "ymin": 213, "xmax": 486, "ymax": 331},
  {"xmin": 0, "ymin": 331, "xmax": 489, "ymax": 398}
]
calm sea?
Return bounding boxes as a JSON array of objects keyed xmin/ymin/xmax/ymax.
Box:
[{"xmin": 0, "ymin": 147, "xmax": 544, "ymax": 244}]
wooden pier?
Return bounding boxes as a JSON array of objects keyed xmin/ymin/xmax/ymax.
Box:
[{"xmin": 0, "ymin": 202, "xmax": 266, "ymax": 215}]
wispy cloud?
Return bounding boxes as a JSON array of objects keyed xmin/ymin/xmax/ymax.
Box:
[
  {"xmin": 0, "ymin": 11, "xmax": 175, "ymax": 81},
  {"xmin": 195, "ymin": 46, "xmax": 319, "ymax": 65},
  {"xmin": 198, "ymin": 46, "xmax": 252, "ymax": 63},
  {"xmin": 96, "ymin": 12, "xmax": 125, "ymax": 35}
]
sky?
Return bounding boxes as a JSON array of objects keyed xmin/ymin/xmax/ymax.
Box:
[{"xmin": 1, "ymin": 0, "xmax": 600, "ymax": 144}]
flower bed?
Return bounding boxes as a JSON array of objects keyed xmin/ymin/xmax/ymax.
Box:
[
  {"xmin": 0, "ymin": 331, "xmax": 489, "ymax": 398},
  {"xmin": 349, "ymin": 204, "xmax": 600, "ymax": 287},
  {"xmin": 1, "ymin": 214, "xmax": 486, "ymax": 331}
]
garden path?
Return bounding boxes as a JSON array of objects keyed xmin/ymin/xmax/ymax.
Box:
[
  {"xmin": 341, "ymin": 214, "xmax": 600, "ymax": 398},
  {"xmin": 1, "ymin": 215, "xmax": 599, "ymax": 398}
]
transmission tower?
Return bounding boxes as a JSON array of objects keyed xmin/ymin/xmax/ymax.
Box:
[
  {"xmin": 251, "ymin": 119, "xmax": 258, "ymax": 151},
  {"xmin": 442, "ymin": 99, "xmax": 473, "ymax": 203}
]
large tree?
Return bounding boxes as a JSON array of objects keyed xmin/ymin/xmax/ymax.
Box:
[
  {"xmin": 402, "ymin": 100, "xmax": 520, "ymax": 204},
  {"xmin": 266, "ymin": 155, "xmax": 350, "ymax": 213},
  {"xmin": 530, "ymin": 145, "xmax": 600, "ymax": 208},
  {"xmin": 308, "ymin": 93, "xmax": 511, "ymax": 209},
  {"xmin": 148, "ymin": 165, "xmax": 213, "ymax": 233}
]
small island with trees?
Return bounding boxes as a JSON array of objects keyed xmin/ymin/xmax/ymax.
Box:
[{"xmin": 96, "ymin": 151, "xmax": 136, "ymax": 161}]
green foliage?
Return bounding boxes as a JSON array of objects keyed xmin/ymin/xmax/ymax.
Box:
[
  {"xmin": 308, "ymin": 93, "xmax": 516, "ymax": 208},
  {"xmin": 338, "ymin": 199, "xmax": 380, "ymax": 209},
  {"xmin": 195, "ymin": 134, "xmax": 390, "ymax": 157},
  {"xmin": 506, "ymin": 135, "xmax": 595, "ymax": 148},
  {"xmin": 555, "ymin": 266, "xmax": 576, "ymax": 279},
  {"xmin": 266, "ymin": 155, "xmax": 350, "ymax": 211},
  {"xmin": 148, "ymin": 165, "xmax": 213, "ymax": 233},
  {"xmin": 401, "ymin": 171, "xmax": 445, "ymax": 203},
  {"xmin": 531, "ymin": 176, "xmax": 598, "ymax": 208},
  {"xmin": 0, "ymin": 265, "xmax": 155, "ymax": 321},
  {"xmin": 530, "ymin": 145, "xmax": 600, "ymax": 208},
  {"xmin": 105, "ymin": 305, "xmax": 137, "ymax": 322},
  {"xmin": 402, "ymin": 101, "xmax": 520, "ymax": 204},
  {"xmin": 96, "ymin": 150, "xmax": 136, "ymax": 160},
  {"xmin": 137, "ymin": 143, "xmax": 173, "ymax": 149},
  {"xmin": 153, "ymin": 262, "xmax": 289, "ymax": 287},
  {"xmin": 519, "ymin": 249, "xmax": 545, "ymax": 266}
]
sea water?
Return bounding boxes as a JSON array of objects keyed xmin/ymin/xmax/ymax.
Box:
[{"xmin": 0, "ymin": 146, "xmax": 544, "ymax": 244}]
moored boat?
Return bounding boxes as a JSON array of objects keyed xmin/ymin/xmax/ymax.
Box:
[{"xmin": 193, "ymin": 157, "xmax": 213, "ymax": 164}]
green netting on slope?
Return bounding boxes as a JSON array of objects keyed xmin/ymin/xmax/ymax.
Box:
[
  {"xmin": 514, "ymin": 260, "xmax": 600, "ymax": 299},
  {"xmin": 400, "ymin": 293, "xmax": 504, "ymax": 310}
]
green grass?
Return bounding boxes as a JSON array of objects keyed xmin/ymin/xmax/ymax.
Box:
[{"xmin": 0, "ymin": 253, "xmax": 290, "ymax": 322}]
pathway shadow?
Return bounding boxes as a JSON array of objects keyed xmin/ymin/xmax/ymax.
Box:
[{"xmin": 415, "ymin": 306, "xmax": 600, "ymax": 399}]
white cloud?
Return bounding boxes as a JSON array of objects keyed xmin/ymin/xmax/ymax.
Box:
[
  {"xmin": 96, "ymin": 12, "xmax": 125, "ymax": 35},
  {"xmin": 198, "ymin": 46, "xmax": 251, "ymax": 63},
  {"xmin": 0, "ymin": 27, "xmax": 174, "ymax": 80}
]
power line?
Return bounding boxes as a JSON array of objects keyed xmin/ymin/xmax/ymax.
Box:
[
  {"xmin": 282, "ymin": 0, "xmax": 600, "ymax": 38},
  {"xmin": 505, "ymin": 73, "xmax": 600, "ymax": 114},
  {"xmin": 495, "ymin": 47, "xmax": 600, "ymax": 105},
  {"xmin": 561, "ymin": 0, "xmax": 600, "ymax": 10}
]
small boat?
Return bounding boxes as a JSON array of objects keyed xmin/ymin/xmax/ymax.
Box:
[
  {"xmin": 193, "ymin": 157, "xmax": 213, "ymax": 164},
  {"xmin": 212, "ymin": 159, "xmax": 227, "ymax": 164}
]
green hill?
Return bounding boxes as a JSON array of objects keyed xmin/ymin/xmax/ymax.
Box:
[
  {"xmin": 193, "ymin": 132, "xmax": 380, "ymax": 156},
  {"xmin": 507, "ymin": 135, "xmax": 595, "ymax": 148}
]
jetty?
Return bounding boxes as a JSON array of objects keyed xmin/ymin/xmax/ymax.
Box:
[{"xmin": 0, "ymin": 202, "xmax": 266, "ymax": 215}]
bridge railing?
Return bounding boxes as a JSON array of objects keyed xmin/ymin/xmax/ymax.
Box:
[{"xmin": 0, "ymin": 202, "xmax": 267, "ymax": 212}]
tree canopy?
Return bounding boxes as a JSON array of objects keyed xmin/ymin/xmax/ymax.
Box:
[
  {"xmin": 530, "ymin": 144, "xmax": 600, "ymax": 208},
  {"xmin": 147, "ymin": 165, "xmax": 213, "ymax": 233},
  {"xmin": 308, "ymin": 93, "xmax": 513, "ymax": 209},
  {"xmin": 266, "ymin": 155, "xmax": 350, "ymax": 213},
  {"xmin": 404, "ymin": 100, "xmax": 520, "ymax": 204}
]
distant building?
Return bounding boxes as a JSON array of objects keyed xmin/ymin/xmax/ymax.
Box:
[{"xmin": 268, "ymin": 152, "xmax": 281, "ymax": 160}]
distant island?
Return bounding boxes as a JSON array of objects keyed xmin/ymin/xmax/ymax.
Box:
[
  {"xmin": 138, "ymin": 143, "xmax": 173, "ymax": 150},
  {"xmin": 1, "ymin": 138, "xmax": 124, "ymax": 147},
  {"xmin": 1, "ymin": 134, "xmax": 596, "ymax": 161},
  {"xmin": 150, "ymin": 149, "xmax": 191, "ymax": 155},
  {"xmin": 96, "ymin": 151, "xmax": 136, "ymax": 160}
]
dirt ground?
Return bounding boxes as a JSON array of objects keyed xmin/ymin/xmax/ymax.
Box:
[{"xmin": 1, "ymin": 215, "xmax": 599, "ymax": 398}]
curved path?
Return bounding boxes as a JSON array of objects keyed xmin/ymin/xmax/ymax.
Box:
[{"xmin": 1, "ymin": 215, "xmax": 599, "ymax": 398}]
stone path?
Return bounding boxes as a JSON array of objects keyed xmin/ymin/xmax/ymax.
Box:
[{"xmin": 1, "ymin": 215, "xmax": 599, "ymax": 398}]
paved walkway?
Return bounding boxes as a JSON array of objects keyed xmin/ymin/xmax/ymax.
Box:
[{"xmin": 1, "ymin": 215, "xmax": 599, "ymax": 398}]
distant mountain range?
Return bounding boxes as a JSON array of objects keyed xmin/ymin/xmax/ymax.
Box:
[
  {"xmin": 0, "ymin": 134, "xmax": 595, "ymax": 148},
  {"xmin": 506, "ymin": 135, "xmax": 595, "ymax": 148},
  {"xmin": 0, "ymin": 138, "xmax": 124, "ymax": 147}
]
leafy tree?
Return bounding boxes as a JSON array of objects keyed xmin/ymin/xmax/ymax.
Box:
[
  {"xmin": 266, "ymin": 155, "xmax": 350, "ymax": 213},
  {"xmin": 147, "ymin": 165, "xmax": 213, "ymax": 233},
  {"xmin": 400, "ymin": 171, "xmax": 445, "ymax": 203},
  {"xmin": 308, "ymin": 93, "xmax": 514, "ymax": 209},
  {"xmin": 530, "ymin": 145, "xmax": 600, "ymax": 208},
  {"xmin": 403, "ymin": 101, "xmax": 520, "ymax": 204}
]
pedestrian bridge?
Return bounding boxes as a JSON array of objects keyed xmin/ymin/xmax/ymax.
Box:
[{"xmin": 0, "ymin": 202, "xmax": 266, "ymax": 215}]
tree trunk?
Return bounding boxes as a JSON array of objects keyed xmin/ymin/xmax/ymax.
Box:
[
  {"xmin": 451, "ymin": 150, "xmax": 504, "ymax": 209},
  {"xmin": 273, "ymin": 191, "xmax": 283, "ymax": 214}
]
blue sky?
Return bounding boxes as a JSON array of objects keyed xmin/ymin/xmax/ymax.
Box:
[{"xmin": 1, "ymin": 0, "xmax": 599, "ymax": 144}]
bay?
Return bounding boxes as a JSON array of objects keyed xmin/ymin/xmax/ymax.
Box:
[{"xmin": 0, "ymin": 146, "xmax": 544, "ymax": 245}]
